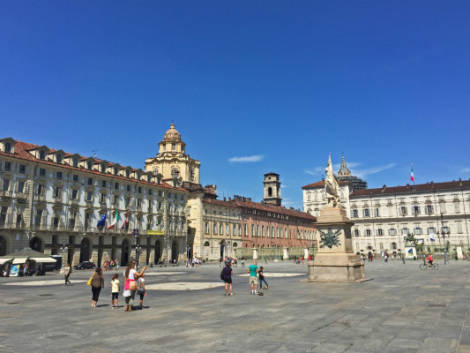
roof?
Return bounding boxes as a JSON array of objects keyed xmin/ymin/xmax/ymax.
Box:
[
  {"xmin": 233, "ymin": 199, "xmax": 316, "ymax": 221},
  {"xmin": 350, "ymin": 180, "xmax": 470, "ymax": 198},
  {"xmin": 302, "ymin": 179, "xmax": 348, "ymax": 190},
  {"xmin": 0, "ymin": 139, "xmax": 186, "ymax": 192},
  {"xmin": 203, "ymin": 196, "xmax": 315, "ymax": 221}
]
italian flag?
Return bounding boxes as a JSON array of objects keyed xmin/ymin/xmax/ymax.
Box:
[
  {"xmin": 107, "ymin": 210, "xmax": 119, "ymax": 229},
  {"xmin": 121, "ymin": 212, "xmax": 129, "ymax": 229},
  {"xmin": 410, "ymin": 166, "xmax": 415, "ymax": 183}
]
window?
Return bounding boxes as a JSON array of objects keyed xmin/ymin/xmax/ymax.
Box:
[
  {"xmin": 352, "ymin": 209, "xmax": 358, "ymax": 218},
  {"xmin": 127, "ymin": 185, "xmax": 131, "ymax": 192},
  {"xmin": 414, "ymin": 227, "xmax": 423, "ymax": 235},
  {"xmin": 39, "ymin": 168, "xmax": 46, "ymax": 177},
  {"xmin": 457, "ymin": 223, "xmax": 463, "ymax": 234},
  {"xmin": 71, "ymin": 189, "xmax": 78, "ymax": 200},
  {"xmin": 363, "ymin": 209, "xmax": 370, "ymax": 217},
  {"xmin": 226, "ymin": 224, "xmax": 230, "ymax": 235},
  {"xmin": 100, "ymin": 193, "xmax": 106, "ymax": 203},
  {"xmin": 171, "ymin": 143, "xmax": 175, "ymax": 151},
  {"xmin": 39, "ymin": 150, "xmax": 45, "ymax": 160},
  {"xmin": 365, "ymin": 229, "xmax": 371, "ymax": 236},
  {"xmin": 57, "ymin": 154, "xmax": 62, "ymax": 164},
  {"xmin": 426, "ymin": 205, "xmax": 433, "ymax": 215},
  {"xmin": 377, "ymin": 228, "xmax": 383, "ymax": 236},
  {"xmin": 213, "ymin": 223, "xmax": 218, "ymax": 235},
  {"xmin": 72, "ymin": 158, "xmax": 78, "ymax": 168},
  {"xmin": 5, "ymin": 142, "xmax": 11, "ymax": 153},
  {"xmin": 138, "ymin": 187, "xmax": 142, "ymax": 194},
  {"xmin": 86, "ymin": 191, "xmax": 93, "ymax": 201},
  {"xmin": 4, "ymin": 162, "xmax": 11, "ymax": 171},
  {"xmin": 440, "ymin": 202, "xmax": 446, "ymax": 214},
  {"xmin": 53, "ymin": 217, "xmax": 59, "ymax": 229},
  {"xmin": 388, "ymin": 228, "xmax": 397, "ymax": 236},
  {"xmin": 102, "ymin": 180, "xmax": 106, "ymax": 187},
  {"xmin": 251, "ymin": 224, "xmax": 254, "ymax": 236},
  {"xmin": 2, "ymin": 179, "xmax": 10, "ymax": 191},
  {"xmin": 374, "ymin": 208, "xmax": 380, "ymax": 217},
  {"xmin": 125, "ymin": 197, "xmax": 130, "ymax": 207},
  {"xmin": 54, "ymin": 187, "xmax": 61, "ymax": 198},
  {"xmin": 16, "ymin": 213, "xmax": 22, "ymax": 227},
  {"xmin": 427, "ymin": 227, "xmax": 435, "ymax": 235},
  {"xmin": 115, "ymin": 183, "xmax": 119, "ymax": 190},
  {"xmin": 400, "ymin": 206, "xmax": 407, "ymax": 216},
  {"xmin": 455, "ymin": 202, "xmax": 461, "ymax": 214},
  {"xmin": 56, "ymin": 171, "xmax": 63, "ymax": 180},
  {"xmin": 73, "ymin": 174, "xmax": 78, "ymax": 182},
  {"xmin": 87, "ymin": 178, "xmax": 93, "ymax": 186},
  {"xmin": 37, "ymin": 184, "xmax": 44, "ymax": 195},
  {"xmin": 354, "ymin": 229, "xmax": 360, "ymax": 237},
  {"xmin": 220, "ymin": 224, "xmax": 224, "ymax": 235},
  {"xmin": 17, "ymin": 181, "xmax": 25, "ymax": 193},
  {"xmin": 413, "ymin": 206, "xmax": 420, "ymax": 216},
  {"xmin": 113, "ymin": 167, "xmax": 118, "ymax": 175},
  {"xmin": 0, "ymin": 207, "xmax": 7, "ymax": 226},
  {"xmin": 401, "ymin": 228, "xmax": 409, "ymax": 235},
  {"xmin": 19, "ymin": 165, "xmax": 26, "ymax": 174},
  {"xmin": 87, "ymin": 161, "xmax": 92, "ymax": 170},
  {"xmin": 148, "ymin": 189, "xmax": 152, "ymax": 195},
  {"xmin": 35, "ymin": 209, "xmax": 43, "ymax": 226},
  {"xmin": 205, "ymin": 222, "xmax": 209, "ymax": 234},
  {"xmin": 244, "ymin": 224, "xmax": 247, "ymax": 236}
]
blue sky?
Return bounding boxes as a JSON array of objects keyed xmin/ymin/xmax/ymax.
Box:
[{"xmin": 1, "ymin": 1, "xmax": 469, "ymax": 209}]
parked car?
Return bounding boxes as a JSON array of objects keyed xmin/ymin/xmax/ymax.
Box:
[{"xmin": 74, "ymin": 261, "xmax": 96, "ymax": 270}]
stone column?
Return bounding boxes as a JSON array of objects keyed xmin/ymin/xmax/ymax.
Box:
[
  {"xmin": 282, "ymin": 247, "xmax": 289, "ymax": 260},
  {"xmin": 252, "ymin": 248, "xmax": 258, "ymax": 260},
  {"xmin": 304, "ymin": 248, "xmax": 309, "ymax": 259}
]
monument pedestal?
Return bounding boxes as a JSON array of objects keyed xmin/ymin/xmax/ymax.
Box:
[{"xmin": 308, "ymin": 206, "xmax": 366, "ymax": 282}]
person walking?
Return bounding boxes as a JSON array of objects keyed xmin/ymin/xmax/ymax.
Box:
[
  {"xmin": 221, "ymin": 261, "xmax": 233, "ymax": 296},
  {"xmin": 248, "ymin": 260, "xmax": 258, "ymax": 295},
  {"xmin": 123, "ymin": 261, "xmax": 147, "ymax": 312},
  {"xmin": 90, "ymin": 267, "xmax": 104, "ymax": 309},
  {"xmin": 137, "ymin": 273, "xmax": 146, "ymax": 310},
  {"xmin": 110, "ymin": 274, "xmax": 120, "ymax": 308},
  {"xmin": 401, "ymin": 253, "xmax": 406, "ymax": 264},
  {"xmin": 64, "ymin": 263, "xmax": 72, "ymax": 286},
  {"xmin": 258, "ymin": 266, "xmax": 269, "ymax": 291},
  {"xmin": 444, "ymin": 250, "xmax": 449, "ymax": 264}
]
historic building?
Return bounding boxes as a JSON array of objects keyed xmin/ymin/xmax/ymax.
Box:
[
  {"xmin": 303, "ymin": 175, "xmax": 470, "ymax": 256},
  {"xmin": 0, "ymin": 137, "xmax": 187, "ymax": 266},
  {"xmin": 145, "ymin": 123, "xmax": 200, "ymax": 185},
  {"xmin": 336, "ymin": 154, "xmax": 367, "ymax": 191}
]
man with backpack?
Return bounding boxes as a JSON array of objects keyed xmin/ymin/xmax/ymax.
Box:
[{"xmin": 220, "ymin": 261, "xmax": 233, "ymax": 296}]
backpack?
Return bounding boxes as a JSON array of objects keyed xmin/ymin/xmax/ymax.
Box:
[{"xmin": 220, "ymin": 268, "xmax": 226, "ymax": 281}]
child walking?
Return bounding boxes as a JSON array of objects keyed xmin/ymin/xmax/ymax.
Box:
[
  {"xmin": 111, "ymin": 274, "xmax": 120, "ymax": 308},
  {"xmin": 258, "ymin": 266, "xmax": 268, "ymax": 291}
]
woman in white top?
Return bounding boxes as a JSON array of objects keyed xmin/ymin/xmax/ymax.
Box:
[{"xmin": 123, "ymin": 261, "xmax": 147, "ymax": 312}]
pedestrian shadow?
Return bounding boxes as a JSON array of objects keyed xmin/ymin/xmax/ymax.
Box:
[{"xmin": 96, "ymin": 304, "xmax": 110, "ymax": 308}]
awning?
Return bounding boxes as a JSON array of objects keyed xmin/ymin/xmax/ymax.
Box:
[
  {"xmin": 30, "ymin": 257, "xmax": 57, "ymax": 263},
  {"xmin": 12, "ymin": 257, "xmax": 28, "ymax": 264},
  {"xmin": 0, "ymin": 258, "xmax": 12, "ymax": 265}
]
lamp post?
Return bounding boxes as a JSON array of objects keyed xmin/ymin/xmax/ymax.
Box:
[{"xmin": 133, "ymin": 228, "xmax": 141, "ymax": 268}]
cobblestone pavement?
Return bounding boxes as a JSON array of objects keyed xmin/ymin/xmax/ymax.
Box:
[{"xmin": 1, "ymin": 260, "xmax": 470, "ymax": 353}]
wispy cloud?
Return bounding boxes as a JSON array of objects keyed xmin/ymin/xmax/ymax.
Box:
[
  {"xmin": 461, "ymin": 167, "xmax": 470, "ymax": 174},
  {"xmin": 228, "ymin": 155, "xmax": 264, "ymax": 163},
  {"xmin": 305, "ymin": 162, "xmax": 396, "ymax": 178}
]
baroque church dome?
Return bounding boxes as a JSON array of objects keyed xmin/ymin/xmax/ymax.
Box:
[{"xmin": 162, "ymin": 123, "xmax": 182, "ymax": 142}]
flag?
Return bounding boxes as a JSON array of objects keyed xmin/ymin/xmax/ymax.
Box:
[
  {"xmin": 410, "ymin": 165, "xmax": 415, "ymax": 183},
  {"xmin": 407, "ymin": 248, "xmax": 413, "ymax": 254},
  {"xmin": 97, "ymin": 214, "xmax": 107, "ymax": 228},
  {"xmin": 121, "ymin": 212, "xmax": 129, "ymax": 229},
  {"xmin": 107, "ymin": 210, "xmax": 119, "ymax": 230}
]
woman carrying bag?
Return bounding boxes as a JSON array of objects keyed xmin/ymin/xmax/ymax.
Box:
[
  {"xmin": 90, "ymin": 267, "xmax": 104, "ymax": 309},
  {"xmin": 123, "ymin": 261, "xmax": 147, "ymax": 312}
]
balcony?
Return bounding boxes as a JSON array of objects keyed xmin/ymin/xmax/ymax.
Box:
[{"xmin": 0, "ymin": 190, "xmax": 12, "ymax": 198}]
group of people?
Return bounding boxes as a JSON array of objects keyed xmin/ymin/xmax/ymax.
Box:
[
  {"xmin": 88, "ymin": 261, "xmax": 148, "ymax": 311},
  {"xmin": 103, "ymin": 259, "xmax": 120, "ymax": 271},
  {"xmin": 220, "ymin": 260, "xmax": 268, "ymax": 296},
  {"xmin": 185, "ymin": 257, "xmax": 202, "ymax": 268}
]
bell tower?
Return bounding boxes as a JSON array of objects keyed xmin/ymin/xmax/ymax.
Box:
[{"xmin": 263, "ymin": 172, "xmax": 281, "ymax": 206}]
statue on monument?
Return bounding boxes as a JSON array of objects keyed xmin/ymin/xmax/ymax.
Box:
[{"xmin": 325, "ymin": 154, "xmax": 340, "ymax": 208}]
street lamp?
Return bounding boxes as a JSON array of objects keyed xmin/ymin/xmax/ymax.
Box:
[{"xmin": 133, "ymin": 228, "xmax": 141, "ymax": 268}]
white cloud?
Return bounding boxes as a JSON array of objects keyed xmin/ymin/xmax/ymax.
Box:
[
  {"xmin": 228, "ymin": 155, "xmax": 264, "ymax": 163},
  {"xmin": 305, "ymin": 162, "xmax": 396, "ymax": 179},
  {"xmin": 461, "ymin": 168, "xmax": 470, "ymax": 174}
]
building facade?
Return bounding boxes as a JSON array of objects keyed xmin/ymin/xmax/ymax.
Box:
[
  {"xmin": 303, "ymin": 177, "xmax": 470, "ymax": 256},
  {"xmin": 0, "ymin": 138, "xmax": 188, "ymax": 266}
]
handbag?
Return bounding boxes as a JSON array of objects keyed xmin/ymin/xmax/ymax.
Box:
[
  {"xmin": 129, "ymin": 280, "xmax": 138, "ymax": 291},
  {"xmin": 87, "ymin": 275, "xmax": 93, "ymax": 286}
]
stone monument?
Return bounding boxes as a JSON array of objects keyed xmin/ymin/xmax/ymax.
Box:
[{"xmin": 308, "ymin": 155, "xmax": 366, "ymax": 282}]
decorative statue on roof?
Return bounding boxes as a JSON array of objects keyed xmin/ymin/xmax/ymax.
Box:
[{"xmin": 325, "ymin": 154, "xmax": 340, "ymax": 207}]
